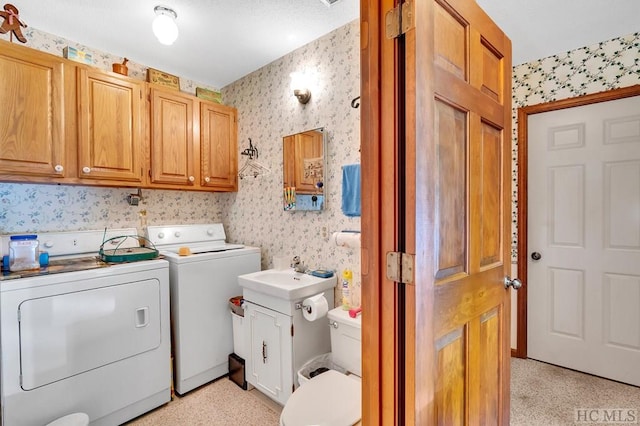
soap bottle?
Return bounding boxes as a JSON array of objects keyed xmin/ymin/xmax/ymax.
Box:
[{"xmin": 341, "ymin": 269, "xmax": 352, "ymax": 310}]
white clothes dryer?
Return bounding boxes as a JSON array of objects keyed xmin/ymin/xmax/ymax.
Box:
[{"xmin": 0, "ymin": 229, "xmax": 171, "ymax": 426}]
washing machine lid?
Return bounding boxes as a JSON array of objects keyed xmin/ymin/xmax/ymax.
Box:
[{"xmin": 281, "ymin": 370, "xmax": 361, "ymax": 426}]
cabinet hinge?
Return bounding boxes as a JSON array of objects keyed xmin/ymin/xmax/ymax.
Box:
[
  {"xmin": 385, "ymin": 1, "xmax": 414, "ymax": 39},
  {"xmin": 291, "ymin": 324, "xmax": 294, "ymax": 337},
  {"xmin": 386, "ymin": 251, "xmax": 415, "ymax": 284}
]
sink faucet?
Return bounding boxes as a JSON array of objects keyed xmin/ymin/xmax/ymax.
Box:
[{"xmin": 291, "ymin": 256, "xmax": 307, "ymax": 273}]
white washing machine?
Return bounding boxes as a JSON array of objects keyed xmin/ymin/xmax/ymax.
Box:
[
  {"xmin": 146, "ymin": 223, "xmax": 260, "ymax": 395},
  {"xmin": 0, "ymin": 228, "xmax": 171, "ymax": 426}
]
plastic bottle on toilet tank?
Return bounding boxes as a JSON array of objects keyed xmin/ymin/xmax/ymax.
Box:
[{"xmin": 341, "ymin": 269, "xmax": 352, "ymax": 310}]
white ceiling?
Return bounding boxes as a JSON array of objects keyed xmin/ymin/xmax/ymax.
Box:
[
  {"xmin": 15, "ymin": 0, "xmax": 640, "ymax": 89},
  {"xmin": 476, "ymin": 0, "xmax": 640, "ymax": 66}
]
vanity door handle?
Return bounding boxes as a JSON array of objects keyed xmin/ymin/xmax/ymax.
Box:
[{"xmin": 262, "ymin": 341, "xmax": 267, "ymax": 363}]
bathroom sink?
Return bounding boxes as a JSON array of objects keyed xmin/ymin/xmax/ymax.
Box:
[{"xmin": 238, "ymin": 269, "xmax": 337, "ymax": 301}]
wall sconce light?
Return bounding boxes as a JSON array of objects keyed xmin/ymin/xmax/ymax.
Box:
[
  {"xmin": 152, "ymin": 5, "xmax": 179, "ymax": 46},
  {"xmin": 290, "ymin": 72, "xmax": 311, "ymax": 104}
]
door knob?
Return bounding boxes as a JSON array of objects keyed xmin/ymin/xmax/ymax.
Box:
[
  {"xmin": 504, "ymin": 276, "xmax": 522, "ymax": 290},
  {"xmin": 531, "ymin": 252, "xmax": 542, "ymax": 261}
]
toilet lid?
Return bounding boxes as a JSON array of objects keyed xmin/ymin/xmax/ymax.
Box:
[{"xmin": 281, "ymin": 370, "xmax": 361, "ymax": 426}]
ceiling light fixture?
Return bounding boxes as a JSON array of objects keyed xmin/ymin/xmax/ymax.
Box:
[
  {"xmin": 152, "ymin": 5, "xmax": 178, "ymax": 46},
  {"xmin": 319, "ymin": 0, "xmax": 341, "ymax": 6}
]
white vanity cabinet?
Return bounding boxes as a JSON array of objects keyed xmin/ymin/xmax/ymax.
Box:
[
  {"xmin": 244, "ymin": 302, "xmax": 293, "ymax": 404},
  {"xmin": 242, "ymin": 287, "xmax": 335, "ymax": 406}
]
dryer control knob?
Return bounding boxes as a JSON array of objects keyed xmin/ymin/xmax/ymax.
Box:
[
  {"xmin": 44, "ymin": 241, "xmax": 54, "ymax": 248},
  {"xmin": 158, "ymin": 232, "xmax": 165, "ymax": 239},
  {"xmin": 207, "ymin": 229, "xmax": 214, "ymax": 236},
  {"xmin": 175, "ymin": 231, "xmax": 181, "ymax": 238}
]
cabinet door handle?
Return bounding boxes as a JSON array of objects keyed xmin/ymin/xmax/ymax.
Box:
[
  {"xmin": 82, "ymin": 166, "xmax": 91, "ymax": 174},
  {"xmin": 54, "ymin": 164, "xmax": 64, "ymax": 173},
  {"xmin": 262, "ymin": 340, "xmax": 267, "ymax": 364},
  {"xmin": 188, "ymin": 175, "xmax": 195, "ymax": 182},
  {"xmin": 204, "ymin": 176, "xmax": 211, "ymax": 183}
]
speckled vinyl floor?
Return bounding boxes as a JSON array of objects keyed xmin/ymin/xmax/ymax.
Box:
[
  {"xmin": 511, "ymin": 358, "xmax": 640, "ymax": 425},
  {"xmin": 126, "ymin": 359, "xmax": 640, "ymax": 425},
  {"xmin": 125, "ymin": 377, "xmax": 282, "ymax": 426}
]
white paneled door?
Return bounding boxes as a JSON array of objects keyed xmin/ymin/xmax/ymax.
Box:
[{"xmin": 527, "ymin": 95, "xmax": 640, "ymax": 386}]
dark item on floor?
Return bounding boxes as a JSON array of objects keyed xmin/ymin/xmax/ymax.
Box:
[
  {"xmin": 228, "ymin": 353, "xmax": 247, "ymax": 390},
  {"xmin": 309, "ymin": 367, "xmax": 330, "ymax": 378}
]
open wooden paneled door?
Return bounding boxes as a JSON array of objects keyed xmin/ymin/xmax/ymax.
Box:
[{"xmin": 361, "ymin": 0, "xmax": 514, "ymax": 423}]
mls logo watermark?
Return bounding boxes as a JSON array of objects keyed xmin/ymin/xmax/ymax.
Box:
[{"xmin": 575, "ymin": 408, "xmax": 638, "ymax": 424}]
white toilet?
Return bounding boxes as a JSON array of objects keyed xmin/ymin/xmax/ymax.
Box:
[
  {"xmin": 46, "ymin": 413, "xmax": 89, "ymax": 426},
  {"xmin": 280, "ymin": 306, "xmax": 362, "ymax": 426}
]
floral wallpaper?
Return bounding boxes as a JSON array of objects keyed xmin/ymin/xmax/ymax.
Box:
[
  {"xmin": 0, "ymin": 21, "xmax": 362, "ymax": 306},
  {"xmin": 0, "ymin": 183, "xmax": 223, "ymax": 235},
  {"xmin": 510, "ymin": 31, "xmax": 640, "ymax": 261},
  {"xmin": 220, "ymin": 20, "xmax": 362, "ymax": 306}
]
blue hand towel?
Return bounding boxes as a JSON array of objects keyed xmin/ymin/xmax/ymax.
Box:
[{"xmin": 341, "ymin": 164, "xmax": 361, "ymax": 217}]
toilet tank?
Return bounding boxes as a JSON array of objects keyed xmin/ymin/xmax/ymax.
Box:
[{"xmin": 328, "ymin": 307, "xmax": 362, "ymax": 377}]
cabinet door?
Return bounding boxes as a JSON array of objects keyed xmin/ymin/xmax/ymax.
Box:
[
  {"xmin": 200, "ymin": 103, "xmax": 237, "ymax": 191},
  {"xmin": 246, "ymin": 303, "xmax": 293, "ymax": 405},
  {"xmin": 293, "ymin": 131, "xmax": 323, "ymax": 194},
  {"xmin": 0, "ymin": 41, "xmax": 67, "ymax": 178},
  {"xmin": 150, "ymin": 88, "xmax": 197, "ymax": 186},
  {"xmin": 77, "ymin": 68, "xmax": 143, "ymax": 183}
]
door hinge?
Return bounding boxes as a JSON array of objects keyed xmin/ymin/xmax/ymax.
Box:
[
  {"xmin": 386, "ymin": 251, "xmax": 415, "ymax": 284},
  {"xmin": 385, "ymin": 1, "xmax": 414, "ymax": 39}
]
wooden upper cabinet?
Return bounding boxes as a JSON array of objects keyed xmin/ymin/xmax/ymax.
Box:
[
  {"xmin": 0, "ymin": 40, "xmax": 68, "ymax": 179},
  {"xmin": 77, "ymin": 68, "xmax": 143, "ymax": 183},
  {"xmin": 0, "ymin": 41, "xmax": 238, "ymax": 192},
  {"xmin": 150, "ymin": 88, "xmax": 197, "ymax": 186},
  {"xmin": 200, "ymin": 102, "xmax": 237, "ymax": 191}
]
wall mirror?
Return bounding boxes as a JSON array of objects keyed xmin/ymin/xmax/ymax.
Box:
[{"xmin": 283, "ymin": 128, "xmax": 326, "ymax": 211}]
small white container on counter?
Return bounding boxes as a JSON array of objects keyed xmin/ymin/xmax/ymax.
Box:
[{"xmin": 9, "ymin": 235, "xmax": 40, "ymax": 272}]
